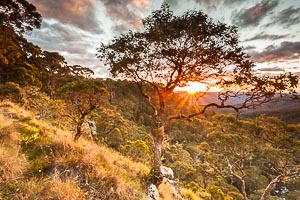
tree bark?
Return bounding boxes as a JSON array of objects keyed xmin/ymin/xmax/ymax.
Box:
[
  {"xmin": 232, "ymin": 174, "xmax": 248, "ymax": 200},
  {"xmin": 227, "ymin": 158, "xmax": 248, "ymax": 200},
  {"xmin": 74, "ymin": 116, "xmax": 85, "ymax": 141},
  {"xmin": 153, "ymin": 125, "xmax": 164, "ymax": 186},
  {"xmin": 260, "ymin": 175, "xmax": 281, "ymax": 200}
]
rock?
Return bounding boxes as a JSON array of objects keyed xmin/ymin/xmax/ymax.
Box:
[
  {"xmin": 160, "ymin": 165, "xmax": 174, "ymax": 179},
  {"xmin": 167, "ymin": 179, "xmax": 183, "ymax": 200},
  {"xmin": 147, "ymin": 184, "xmax": 159, "ymax": 200},
  {"xmin": 87, "ymin": 120, "xmax": 98, "ymax": 142}
]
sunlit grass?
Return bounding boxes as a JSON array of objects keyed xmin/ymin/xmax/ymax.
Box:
[{"xmin": 0, "ymin": 102, "xmax": 149, "ymax": 200}]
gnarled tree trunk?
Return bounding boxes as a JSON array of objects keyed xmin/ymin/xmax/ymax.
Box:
[{"xmin": 153, "ymin": 124, "xmax": 164, "ymax": 186}]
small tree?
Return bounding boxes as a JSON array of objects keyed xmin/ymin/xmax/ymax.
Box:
[
  {"xmin": 59, "ymin": 79, "xmax": 108, "ymax": 141},
  {"xmin": 98, "ymin": 4, "xmax": 298, "ymax": 187}
]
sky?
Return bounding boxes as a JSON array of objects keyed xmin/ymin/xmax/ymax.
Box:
[{"xmin": 25, "ymin": 0, "xmax": 300, "ymax": 78}]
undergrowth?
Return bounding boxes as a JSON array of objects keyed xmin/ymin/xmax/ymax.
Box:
[{"xmin": 0, "ymin": 102, "xmax": 149, "ymax": 200}]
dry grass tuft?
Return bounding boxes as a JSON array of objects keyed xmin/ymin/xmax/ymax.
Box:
[
  {"xmin": 0, "ymin": 147, "xmax": 28, "ymax": 183},
  {"xmin": 0, "ymin": 115, "xmax": 20, "ymax": 146}
]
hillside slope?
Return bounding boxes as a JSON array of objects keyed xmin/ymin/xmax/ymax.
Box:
[{"xmin": 0, "ymin": 102, "xmax": 149, "ymax": 200}]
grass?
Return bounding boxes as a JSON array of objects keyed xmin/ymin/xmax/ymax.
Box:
[
  {"xmin": 0, "ymin": 101, "xmax": 216, "ymax": 200},
  {"xmin": 0, "ymin": 101, "xmax": 149, "ymax": 200}
]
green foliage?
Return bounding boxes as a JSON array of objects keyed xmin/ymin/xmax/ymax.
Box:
[
  {"xmin": 18, "ymin": 121, "xmax": 42, "ymax": 149},
  {"xmin": 106, "ymin": 127, "xmax": 123, "ymax": 148},
  {"xmin": 20, "ymin": 86, "xmax": 50, "ymax": 116},
  {"xmin": 211, "ymin": 114, "xmax": 236, "ymax": 124},
  {"xmin": 186, "ymin": 181, "xmax": 201, "ymax": 193},
  {"xmin": 0, "ymin": 182, "xmax": 20, "ymax": 198},
  {"xmin": 169, "ymin": 161, "xmax": 196, "ymax": 182},
  {"xmin": 0, "ymin": 82, "xmax": 21, "ymax": 102},
  {"xmin": 95, "ymin": 107, "xmax": 150, "ymax": 147},
  {"xmin": 58, "ymin": 79, "xmax": 108, "ymax": 140},
  {"xmin": 205, "ymin": 185, "xmax": 226, "ymax": 200},
  {"xmin": 243, "ymin": 166, "xmax": 268, "ymax": 193},
  {"xmin": 286, "ymin": 190, "xmax": 300, "ymax": 199},
  {"xmin": 0, "ymin": 0, "xmax": 41, "ymax": 34},
  {"xmin": 181, "ymin": 187, "xmax": 209, "ymax": 200},
  {"xmin": 227, "ymin": 191, "xmax": 244, "ymax": 200},
  {"xmin": 120, "ymin": 140, "xmax": 150, "ymax": 163}
]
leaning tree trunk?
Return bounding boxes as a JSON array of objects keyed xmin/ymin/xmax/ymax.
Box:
[
  {"xmin": 260, "ymin": 175, "xmax": 281, "ymax": 200},
  {"xmin": 232, "ymin": 174, "xmax": 248, "ymax": 200},
  {"xmin": 227, "ymin": 158, "xmax": 248, "ymax": 200},
  {"xmin": 152, "ymin": 124, "xmax": 165, "ymax": 186}
]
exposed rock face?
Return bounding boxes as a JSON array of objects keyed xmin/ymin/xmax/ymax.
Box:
[
  {"xmin": 166, "ymin": 179, "xmax": 182, "ymax": 200},
  {"xmin": 87, "ymin": 120, "xmax": 97, "ymax": 142},
  {"xmin": 147, "ymin": 184, "xmax": 159, "ymax": 200},
  {"xmin": 160, "ymin": 165, "xmax": 174, "ymax": 179},
  {"xmin": 161, "ymin": 166, "xmax": 182, "ymax": 200},
  {"xmin": 147, "ymin": 166, "xmax": 183, "ymax": 200}
]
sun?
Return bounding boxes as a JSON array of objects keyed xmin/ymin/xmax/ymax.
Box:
[{"xmin": 175, "ymin": 82, "xmax": 207, "ymax": 94}]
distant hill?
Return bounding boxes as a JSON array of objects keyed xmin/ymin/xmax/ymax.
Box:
[
  {"xmin": 240, "ymin": 99, "xmax": 300, "ymax": 123},
  {"xmin": 193, "ymin": 92, "xmax": 300, "ymax": 123}
]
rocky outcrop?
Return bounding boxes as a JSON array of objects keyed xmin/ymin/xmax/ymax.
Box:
[
  {"xmin": 166, "ymin": 179, "xmax": 182, "ymax": 199},
  {"xmin": 147, "ymin": 166, "xmax": 183, "ymax": 200},
  {"xmin": 87, "ymin": 120, "xmax": 98, "ymax": 142},
  {"xmin": 161, "ymin": 165, "xmax": 174, "ymax": 179},
  {"xmin": 147, "ymin": 184, "xmax": 159, "ymax": 200}
]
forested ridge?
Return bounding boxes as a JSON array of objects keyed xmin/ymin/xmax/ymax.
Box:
[
  {"xmin": 1, "ymin": 1, "xmax": 300, "ymax": 199},
  {"xmin": 1, "ymin": 80, "xmax": 300, "ymax": 199}
]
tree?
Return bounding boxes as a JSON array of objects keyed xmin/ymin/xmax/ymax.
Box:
[
  {"xmin": 0, "ymin": 0, "xmax": 41, "ymax": 35},
  {"xmin": 204, "ymin": 115, "xmax": 300, "ymax": 200},
  {"xmin": 97, "ymin": 4, "xmax": 298, "ymax": 188},
  {"xmin": 38, "ymin": 51, "xmax": 94, "ymax": 99},
  {"xmin": 38, "ymin": 51, "xmax": 67, "ymax": 99},
  {"xmin": 58, "ymin": 79, "xmax": 108, "ymax": 141},
  {"xmin": 0, "ymin": 0, "xmax": 42, "ymax": 86}
]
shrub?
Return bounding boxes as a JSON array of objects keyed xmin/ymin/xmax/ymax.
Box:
[
  {"xmin": 0, "ymin": 82, "xmax": 22, "ymax": 102},
  {"xmin": 206, "ymin": 185, "xmax": 226, "ymax": 200},
  {"xmin": 186, "ymin": 181, "xmax": 201, "ymax": 193},
  {"xmin": 120, "ymin": 140, "xmax": 150, "ymax": 163}
]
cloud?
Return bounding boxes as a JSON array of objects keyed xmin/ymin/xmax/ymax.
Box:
[
  {"xmin": 223, "ymin": 0, "xmax": 241, "ymax": 6},
  {"xmin": 50, "ymin": 23, "xmax": 81, "ymax": 42},
  {"xmin": 257, "ymin": 66, "xmax": 285, "ymax": 72},
  {"xmin": 233, "ymin": 0, "xmax": 279, "ymax": 27},
  {"xmin": 26, "ymin": 19, "xmax": 95, "ymax": 56},
  {"xmin": 245, "ymin": 33, "xmax": 289, "ymax": 41},
  {"xmin": 243, "ymin": 45, "xmax": 256, "ymax": 51},
  {"xmin": 189, "ymin": 0, "xmax": 240, "ymax": 7},
  {"xmin": 194, "ymin": 0, "xmax": 218, "ymax": 4},
  {"xmin": 267, "ymin": 6, "xmax": 300, "ymax": 27},
  {"xmin": 163, "ymin": 0, "xmax": 181, "ymax": 7},
  {"xmin": 28, "ymin": 0, "xmax": 103, "ymax": 33},
  {"xmin": 249, "ymin": 41, "xmax": 300, "ymax": 63},
  {"xmin": 27, "ymin": 20, "xmax": 81, "ymax": 44},
  {"xmin": 100, "ymin": 0, "xmax": 151, "ymax": 33}
]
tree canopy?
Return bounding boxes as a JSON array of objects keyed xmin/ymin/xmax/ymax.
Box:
[
  {"xmin": 98, "ymin": 4, "xmax": 298, "ymax": 119},
  {"xmin": 98, "ymin": 3, "xmax": 299, "ymax": 190},
  {"xmin": 0, "ymin": 0, "xmax": 41, "ymax": 34}
]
